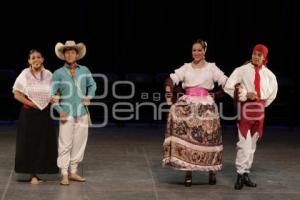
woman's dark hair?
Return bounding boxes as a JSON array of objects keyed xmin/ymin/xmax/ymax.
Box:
[
  {"xmin": 28, "ymin": 49, "xmax": 43, "ymax": 59},
  {"xmin": 28, "ymin": 49, "xmax": 44, "ymax": 80},
  {"xmin": 193, "ymin": 39, "xmax": 207, "ymax": 51}
]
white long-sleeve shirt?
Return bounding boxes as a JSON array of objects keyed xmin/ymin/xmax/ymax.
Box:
[
  {"xmin": 224, "ymin": 62, "xmax": 278, "ymax": 107},
  {"xmin": 170, "ymin": 62, "xmax": 228, "ymax": 90}
]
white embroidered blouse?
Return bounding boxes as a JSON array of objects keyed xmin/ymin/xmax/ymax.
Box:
[
  {"xmin": 12, "ymin": 67, "xmax": 53, "ymax": 110},
  {"xmin": 170, "ymin": 62, "xmax": 228, "ymax": 89}
]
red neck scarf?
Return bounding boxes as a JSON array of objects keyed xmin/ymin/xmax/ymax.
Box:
[
  {"xmin": 253, "ymin": 44, "xmax": 268, "ymax": 99},
  {"xmin": 70, "ymin": 63, "xmax": 76, "ymax": 78}
]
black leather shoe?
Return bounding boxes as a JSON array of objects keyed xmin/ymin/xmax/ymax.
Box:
[
  {"xmin": 234, "ymin": 174, "xmax": 244, "ymax": 190},
  {"xmin": 243, "ymin": 173, "xmax": 257, "ymax": 187},
  {"xmin": 209, "ymin": 171, "xmax": 216, "ymax": 185},
  {"xmin": 184, "ymin": 171, "xmax": 192, "ymax": 187}
]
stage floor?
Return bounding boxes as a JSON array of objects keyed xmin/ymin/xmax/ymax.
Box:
[{"xmin": 0, "ymin": 124, "xmax": 299, "ymax": 200}]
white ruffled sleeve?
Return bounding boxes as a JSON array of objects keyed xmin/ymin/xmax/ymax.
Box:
[
  {"xmin": 12, "ymin": 69, "xmax": 27, "ymax": 94},
  {"xmin": 212, "ymin": 63, "xmax": 228, "ymax": 87},
  {"xmin": 224, "ymin": 68, "xmax": 242, "ymax": 98},
  {"xmin": 170, "ymin": 64, "xmax": 186, "ymax": 85}
]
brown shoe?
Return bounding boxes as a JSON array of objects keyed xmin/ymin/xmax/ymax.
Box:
[
  {"xmin": 69, "ymin": 173, "xmax": 86, "ymax": 182},
  {"xmin": 60, "ymin": 175, "xmax": 69, "ymax": 185}
]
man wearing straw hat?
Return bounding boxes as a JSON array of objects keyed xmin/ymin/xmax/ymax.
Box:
[{"xmin": 51, "ymin": 40, "xmax": 97, "ymax": 185}]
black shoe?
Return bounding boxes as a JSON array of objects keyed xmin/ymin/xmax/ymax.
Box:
[
  {"xmin": 234, "ymin": 174, "xmax": 244, "ymax": 190},
  {"xmin": 184, "ymin": 171, "xmax": 192, "ymax": 187},
  {"xmin": 209, "ymin": 171, "xmax": 216, "ymax": 185},
  {"xmin": 243, "ymin": 173, "xmax": 257, "ymax": 187}
]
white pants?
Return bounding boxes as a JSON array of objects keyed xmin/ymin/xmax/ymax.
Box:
[
  {"xmin": 57, "ymin": 114, "xmax": 89, "ymax": 175},
  {"xmin": 235, "ymin": 129, "xmax": 259, "ymax": 175}
]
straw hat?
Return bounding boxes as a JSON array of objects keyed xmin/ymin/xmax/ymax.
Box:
[{"xmin": 55, "ymin": 40, "xmax": 86, "ymax": 60}]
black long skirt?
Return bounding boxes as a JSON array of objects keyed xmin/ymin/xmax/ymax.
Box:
[{"xmin": 15, "ymin": 107, "xmax": 59, "ymax": 174}]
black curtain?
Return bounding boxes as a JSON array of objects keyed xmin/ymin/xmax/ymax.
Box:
[{"xmin": 1, "ymin": 0, "xmax": 299, "ymax": 122}]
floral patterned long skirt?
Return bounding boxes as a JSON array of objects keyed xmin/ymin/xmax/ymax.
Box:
[{"xmin": 162, "ymin": 95, "xmax": 223, "ymax": 171}]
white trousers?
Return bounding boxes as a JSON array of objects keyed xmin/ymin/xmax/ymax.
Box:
[
  {"xmin": 57, "ymin": 114, "xmax": 89, "ymax": 175},
  {"xmin": 235, "ymin": 129, "xmax": 259, "ymax": 175}
]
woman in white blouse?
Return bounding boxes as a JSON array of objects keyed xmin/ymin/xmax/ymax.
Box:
[
  {"xmin": 13, "ymin": 49, "xmax": 58, "ymax": 184},
  {"xmin": 163, "ymin": 39, "xmax": 228, "ymax": 186}
]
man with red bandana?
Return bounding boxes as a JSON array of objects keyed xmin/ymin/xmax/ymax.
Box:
[{"xmin": 224, "ymin": 44, "xmax": 278, "ymax": 190}]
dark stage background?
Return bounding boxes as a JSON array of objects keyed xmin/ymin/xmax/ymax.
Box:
[{"xmin": 0, "ymin": 0, "xmax": 298, "ymax": 126}]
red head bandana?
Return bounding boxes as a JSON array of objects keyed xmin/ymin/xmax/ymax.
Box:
[{"xmin": 253, "ymin": 44, "xmax": 268, "ymax": 65}]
